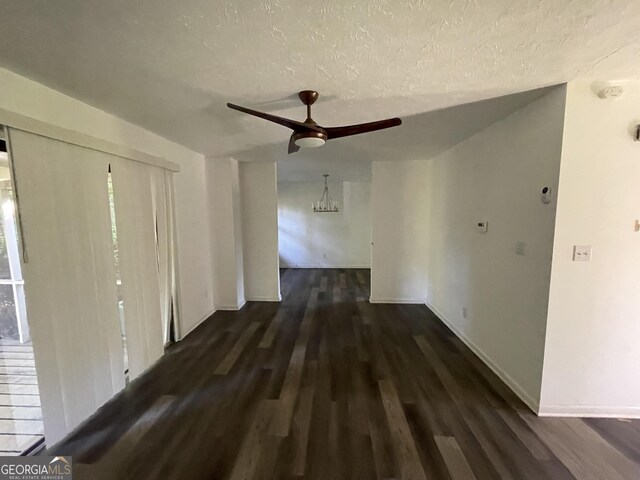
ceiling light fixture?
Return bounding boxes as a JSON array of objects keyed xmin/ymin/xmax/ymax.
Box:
[
  {"xmin": 293, "ymin": 130, "xmax": 327, "ymax": 148},
  {"xmin": 313, "ymin": 174, "xmax": 339, "ymax": 213}
]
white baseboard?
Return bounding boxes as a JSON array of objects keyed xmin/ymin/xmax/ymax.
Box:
[
  {"xmin": 245, "ymin": 295, "xmax": 281, "ymax": 302},
  {"xmin": 370, "ymin": 297, "xmax": 426, "ymax": 304},
  {"xmin": 281, "ymin": 264, "xmax": 370, "ymax": 269},
  {"xmin": 426, "ymin": 301, "xmax": 540, "ymax": 414},
  {"xmin": 538, "ymin": 405, "xmax": 640, "ymax": 418},
  {"xmin": 216, "ymin": 298, "xmax": 246, "ymax": 311}
]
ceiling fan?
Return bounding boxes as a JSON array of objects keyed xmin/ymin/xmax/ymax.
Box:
[{"xmin": 227, "ymin": 90, "xmax": 402, "ymax": 154}]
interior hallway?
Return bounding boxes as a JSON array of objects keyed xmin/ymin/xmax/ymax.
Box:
[{"xmin": 52, "ymin": 269, "xmax": 640, "ymax": 479}]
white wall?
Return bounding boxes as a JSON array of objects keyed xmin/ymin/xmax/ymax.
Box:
[
  {"xmin": 423, "ymin": 87, "xmax": 567, "ymax": 410},
  {"xmin": 207, "ymin": 157, "xmax": 245, "ymax": 310},
  {"xmin": 540, "ymin": 80, "xmax": 640, "ymax": 417},
  {"xmin": 239, "ymin": 162, "xmax": 280, "ymax": 301},
  {"xmin": 0, "ymin": 67, "xmax": 214, "ymax": 337},
  {"xmin": 370, "ymin": 161, "xmax": 429, "ymax": 303},
  {"xmin": 278, "ymin": 180, "xmax": 371, "ymax": 268}
]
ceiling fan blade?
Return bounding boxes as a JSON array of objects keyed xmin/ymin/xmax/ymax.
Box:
[
  {"xmin": 324, "ymin": 118, "xmax": 402, "ymax": 140},
  {"xmin": 288, "ymin": 135, "xmax": 300, "ymax": 154},
  {"xmin": 227, "ymin": 103, "xmax": 323, "ymax": 133}
]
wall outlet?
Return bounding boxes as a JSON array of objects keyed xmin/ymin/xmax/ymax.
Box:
[
  {"xmin": 573, "ymin": 245, "xmax": 592, "ymax": 262},
  {"xmin": 476, "ymin": 221, "xmax": 488, "ymax": 233}
]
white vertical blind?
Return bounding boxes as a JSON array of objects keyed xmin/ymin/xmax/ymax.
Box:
[
  {"xmin": 7, "ymin": 128, "xmax": 126, "ymax": 445},
  {"xmin": 110, "ymin": 158, "xmax": 165, "ymax": 379},
  {"xmin": 151, "ymin": 168, "xmax": 180, "ymax": 343}
]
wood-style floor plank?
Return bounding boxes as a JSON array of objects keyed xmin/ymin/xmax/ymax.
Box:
[
  {"xmin": 378, "ymin": 378, "xmax": 428, "ymax": 480},
  {"xmin": 48, "ymin": 268, "xmax": 640, "ymax": 480},
  {"xmin": 228, "ymin": 399, "xmax": 277, "ymax": 480},
  {"xmin": 269, "ymin": 287, "xmax": 318, "ymax": 437},
  {"xmin": 214, "ymin": 321, "xmax": 261, "ymax": 375},
  {"xmin": 257, "ymin": 309, "xmax": 284, "ymax": 349},
  {"xmin": 435, "ymin": 435, "xmax": 477, "ymax": 480},
  {"xmin": 290, "ymin": 360, "xmax": 317, "ymax": 476},
  {"xmin": 97, "ymin": 396, "xmax": 175, "ymax": 470}
]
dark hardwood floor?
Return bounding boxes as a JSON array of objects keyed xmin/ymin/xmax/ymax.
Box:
[{"xmin": 52, "ymin": 269, "xmax": 640, "ymax": 479}]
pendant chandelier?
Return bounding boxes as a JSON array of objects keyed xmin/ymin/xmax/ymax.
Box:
[{"xmin": 313, "ymin": 174, "xmax": 339, "ymax": 213}]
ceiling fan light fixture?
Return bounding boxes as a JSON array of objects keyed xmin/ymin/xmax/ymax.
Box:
[
  {"xmin": 293, "ymin": 131, "xmax": 327, "ymax": 148},
  {"xmin": 295, "ymin": 137, "xmax": 325, "ymax": 148}
]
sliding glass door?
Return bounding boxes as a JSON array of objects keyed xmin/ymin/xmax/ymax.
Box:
[{"xmin": 5, "ymin": 125, "xmax": 180, "ymax": 447}]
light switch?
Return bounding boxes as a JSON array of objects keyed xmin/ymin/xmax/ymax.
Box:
[
  {"xmin": 476, "ymin": 221, "xmax": 488, "ymax": 233},
  {"xmin": 573, "ymin": 245, "xmax": 592, "ymax": 262}
]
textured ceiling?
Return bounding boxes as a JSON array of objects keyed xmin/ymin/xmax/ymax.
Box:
[{"xmin": 0, "ymin": 0, "xmax": 639, "ymax": 167}]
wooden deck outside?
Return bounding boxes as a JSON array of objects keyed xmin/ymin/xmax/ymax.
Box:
[{"xmin": 0, "ymin": 339, "xmax": 43, "ymax": 454}]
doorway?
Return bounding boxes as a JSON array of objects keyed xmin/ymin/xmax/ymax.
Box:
[
  {"xmin": 0, "ymin": 128, "xmax": 44, "ymax": 455},
  {"xmin": 277, "ymin": 172, "xmax": 372, "ymax": 270}
]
